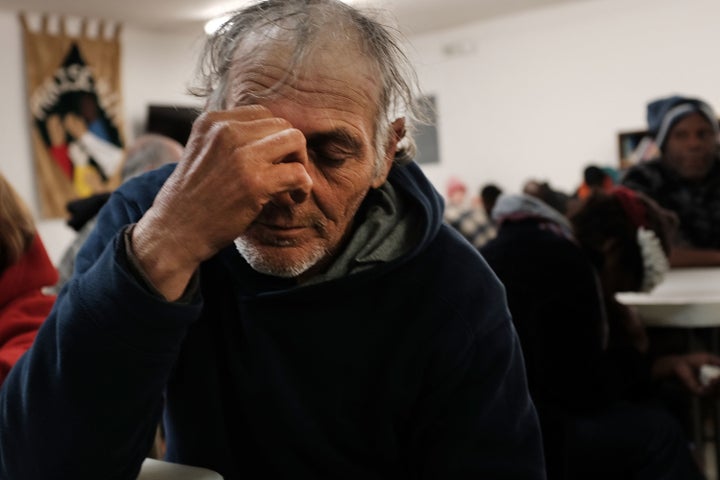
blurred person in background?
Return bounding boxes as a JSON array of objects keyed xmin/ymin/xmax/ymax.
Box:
[
  {"xmin": 575, "ymin": 165, "xmax": 615, "ymax": 200},
  {"xmin": 0, "ymin": 173, "xmax": 57, "ymax": 386},
  {"xmin": 622, "ymin": 94, "xmax": 720, "ymax": 266},
  {"xmin": 481, "ymin": 189, "xmax": 717, "ymax": 479},
  {"xmin": 444, "ymin": 178, "xmax": 500, "ymax": 248}
]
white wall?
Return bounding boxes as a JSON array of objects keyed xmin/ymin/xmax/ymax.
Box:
[
  {"xmin": 410, "ymin": 0, "xmax": 720, "ymax": 197},
  {"xmin": 1, "ymin": 0, "xmax": 719, "ymax": 261}
]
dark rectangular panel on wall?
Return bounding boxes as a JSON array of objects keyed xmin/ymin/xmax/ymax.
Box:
[
  {"xmin": 146, "ymin": 105, "xmax": 200, "ymax": 146},
  {"xmin": 414, "ymin": 95, "xmax": 440, "ymax": 165}
]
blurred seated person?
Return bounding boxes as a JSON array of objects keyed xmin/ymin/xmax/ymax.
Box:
[
  {"xmin": 51, "ymin": 134, "xmax": 184, "ymax": 293},
  {"xmin": 0, "ymin": 174, "xmax": 57, "ymax": 386},
  {"xmin": 522, "ymin": 179, "xmax": 571, "ymax": 215},
  {"xmin": 575, "ymin": 165, "xmax": 614, "ymax": 200},
  {"xmin": 444, "ymin": 177, "xmax": 499, "ymax": 248},
  {"xmin": 442, "ymin": 176, "xmax": 469, "ymax": 224},
  {"xmin": 481, "ymin": 189, "xmax": 716, "ymax": 479},
  {"xmin": 480, "ymin": 183, "xmax": 502, "ymax": 223},
  {"xmin": 622, "ymin": 94, "xmax": 720, "ymax": 267}
]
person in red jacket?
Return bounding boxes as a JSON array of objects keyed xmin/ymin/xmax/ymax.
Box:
[{"xmin": 0, "ymin": 174, "xmax": 57, "ymax": 385}]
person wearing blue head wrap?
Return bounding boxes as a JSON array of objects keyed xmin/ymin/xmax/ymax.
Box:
[
  {"xmin": 646, "ymin": 95, "xmax": 719, "ymax": 153},
  {"xmin": 622, "ymin": 94, "xmax": 720, "ymax": 266}
]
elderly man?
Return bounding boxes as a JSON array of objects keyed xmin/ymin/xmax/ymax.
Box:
[
  {"xmin": 622, "ymin": 94, "xmax": 720, "ymax": 266},
  {"xmin": 0, "ymin": 1, "xmax": 544, "ymax": 479}
]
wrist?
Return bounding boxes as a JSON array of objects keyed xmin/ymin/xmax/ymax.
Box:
[{"xmin": 131, "ymin": 210, "xmax": 203, "ymax": 301}]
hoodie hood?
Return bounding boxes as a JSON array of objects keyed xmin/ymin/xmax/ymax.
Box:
[
  {"xmin": 389, "ymin": 161, "xmax": 445, "ymax": 251},
  {"xmin": 492, "ymin": 194, "xmax": 573, "ymax": 239},
  {"xmin": 302, "ymin": 161, "xmax": 445, "ymax": 285}
]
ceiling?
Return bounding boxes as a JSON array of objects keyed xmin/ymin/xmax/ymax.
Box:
[{"xmin": 0, "ymin": 0, "xmax": 585, "ymax": 35}]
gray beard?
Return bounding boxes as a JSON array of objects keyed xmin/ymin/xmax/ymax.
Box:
[{"xmin": 233, "ymin": 236, "xmax": 328, "ymax": 278}]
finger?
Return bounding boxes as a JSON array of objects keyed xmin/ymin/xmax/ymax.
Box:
[
  {"xmin": 706, "ymin": 354, "xmax": 720, "ymax": 366},
  {"xmin": 183, "ymin": 118, "xmax": 301, "ymax": 173},
  {"xmin": 176, "ymin": 117, "xmax": 302, "ymax": 182},
  {"xmin": 225, "ymin": 118, "xmax": 299, "ymax": 152},
  {"xmin": 691, "ymin": 352, "xmax": 720, "ymax": 367},
  {"xmin": 677, "ymin": 367, "xmax": 704, "ymax": 395},
  {"xmin": 190, "ymin": 106, "xmax": 277, "ymax": 138},
  {"xmin": 681, "ymin": 352, "xmax": 711, "ymax": 367}
]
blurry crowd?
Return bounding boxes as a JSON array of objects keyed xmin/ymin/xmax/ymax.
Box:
[{"xmin": 444, "ymin": 94, "xmax": 720, "ymax": 478}]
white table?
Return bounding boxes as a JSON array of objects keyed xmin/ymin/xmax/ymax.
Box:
[
  {"xmin": 617, "ymin": 267, "xmax": 720, "ymax": 476},
  {"xmin": 138, "ymin": 459, "xmax": 223, "ymax": 480},
  {"xmin": 616, "ymin": 268, "xmax": 720, "ymax": 328}
]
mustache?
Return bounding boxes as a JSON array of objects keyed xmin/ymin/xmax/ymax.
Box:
[{"xmin": 254, "ymin": 203, "xmax": 328, "ymax": 232}]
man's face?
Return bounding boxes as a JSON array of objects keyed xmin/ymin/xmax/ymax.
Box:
[
  {"xmin": 228, "ymin": 38, "xmax": 397, "ymax": 280},
  {"xmin": 662, "ymin": 112, "xmax": 717, "ymax": 181}
]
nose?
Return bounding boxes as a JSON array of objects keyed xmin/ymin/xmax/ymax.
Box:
[
  {"xmin": 289, "ymin": 189, "xmax": 309, "ymax": 203},
  {"xmin": 270, "ymin": 150, "xmax": 312, "ymax": 208},
  {"xmin": 271, "ymin": 188, "xmax": 309, "ymax": 208}
]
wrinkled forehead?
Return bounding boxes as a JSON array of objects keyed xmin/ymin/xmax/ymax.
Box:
[{"xmin": 227, "ymin": 24, "xmax": 382, "ymax": 110}]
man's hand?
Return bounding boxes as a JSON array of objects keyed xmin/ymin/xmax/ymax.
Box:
[
  {"xmin": 131, "ymin": 105, "xmax": 313, "ymax": 301},
  {"xmin": 652, "ymin": 352, "xmax": 720, "ymax": 395}
]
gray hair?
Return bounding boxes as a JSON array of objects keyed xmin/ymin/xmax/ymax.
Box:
[
  {"xmin": 121, "ymin": 134, "xmax": 184, "ymax": 181},
  {"xmin": 189, "ymin": 0, "xmax": 426, "ymax": 174}
]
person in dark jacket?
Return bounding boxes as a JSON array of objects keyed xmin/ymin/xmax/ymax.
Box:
[
  {"xmin": 0, "ymin": 2, "xmax": 544, "ymax": 479},
  {"xmin": 481, "ymin": 191, "xmax": 715, "ymax": 479},
  {"xmin": 622, "ymin": 94, "xmax": 720, "ymax": 267}
]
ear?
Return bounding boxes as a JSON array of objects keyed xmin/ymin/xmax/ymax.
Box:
[{"xmin": 371, "ymin": 117, "xmax": 406, "ymax": 189}]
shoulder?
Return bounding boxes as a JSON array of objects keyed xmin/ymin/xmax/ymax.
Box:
[
  {"xmin": 73, "ymin": 164, "xmax": 177, "ymax": 275},
  {"xmin": 408, "ymin": 225, "xmax": 510, "ymax": 337},
  {"xmin": 113, "ymin": 163, "xmax": 176, "ymax": 209},
  {"xmin": 423, "ymin": 224, "xmax": 498, "ymax": 283},
  {"xmin": 93, "ymin": 163, "xmax": 176, "ymax": 230},
  {"xmin": 482, "ymin": 221, "xmax": 591, "ymax": 287},
  {"xmin": 483, "ymin": 219, "xmax": 576, "ymax": 256},
  {"xmin": 621, "ymin": 159, "xmax": 666, "ymax": 191}
]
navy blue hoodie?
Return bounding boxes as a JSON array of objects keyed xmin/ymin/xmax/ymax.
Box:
[{"xmin": 0, "ymin": 162, "xmax": 544, "ymax": 479}]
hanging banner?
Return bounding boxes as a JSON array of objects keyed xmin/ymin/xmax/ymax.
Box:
[{"xmin": 20, "ymin": 14, "xmax": 125, "ymax": 218}]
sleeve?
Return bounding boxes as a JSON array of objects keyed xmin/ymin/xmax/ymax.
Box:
[
  {"xmin": 0, "ymin": 293, "xmax": 55, "ymax": 385},
  {"xmin": 0, "ymin": 188, "xmax": 203, "ymax": 480},
  {"xmin": 408, "ymin": 269, "xmax": 546, "ymax": 479}
]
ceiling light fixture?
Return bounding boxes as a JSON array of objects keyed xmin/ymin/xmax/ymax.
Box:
[
  {"xmin": 203, "ymin": 0, "xmax": 357, "ymax": 35},
  {"xmin": 204, "ymin": 14, "xmax": 231, "ymax": 35}
]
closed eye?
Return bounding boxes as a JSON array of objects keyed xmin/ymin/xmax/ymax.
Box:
[
  {"xmin": 306, "ymin": 130, "xmax": 364, "ymax": 167},
  {"xmin": 310, "ymin": 147, "xmax": 353, "ymax": 167}
]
